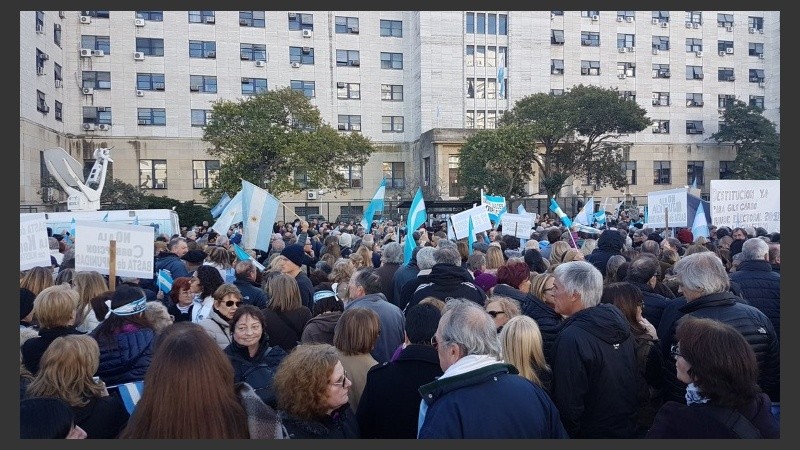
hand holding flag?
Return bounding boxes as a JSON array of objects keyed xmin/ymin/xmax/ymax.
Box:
[{"xmin": 156, "ymin": 269, "xmax": 173, "ymax": 294}]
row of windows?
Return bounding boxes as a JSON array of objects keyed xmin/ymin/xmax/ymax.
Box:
[
  {"xmin": 548, "ymin": 11, "xmax": 764, "ymax": 30},
  {"xmin": 547, "ymin": 59, "xmax": 767, "ymax": 82},
  {"xmin": 550, "ymin": 30, "xmax": 766, "ymax": 52}
]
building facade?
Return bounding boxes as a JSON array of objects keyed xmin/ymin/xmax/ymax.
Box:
[{"xmin": 20, "ymin": 10, "xmax": 779, "ymax": 219}]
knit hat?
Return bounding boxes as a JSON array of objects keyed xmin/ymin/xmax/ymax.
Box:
[
  {"xmin": 181, "ymin": 249, "xmax": 208, "ymax": 264},
  {"xmin": 677, "ymin": 228, "xmax": 694, "ymax": 245},
  {"xmin": 20, "ymin": 288, "xmax": 36, "ymax": 321},
  {"xmin": 108, "ymin": 284, "xmax": 147, "ymax": 317},
  {"xmin": 281, "ymin": 244, "xmax": 306, "ymax": 268}
]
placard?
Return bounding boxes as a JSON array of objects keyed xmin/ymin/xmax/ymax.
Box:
[
  {"xmin": 451, "ymin": 205, "xmax": 492, "ymax": 239},
  {"xmin": 20, "ymin": 213, "xmax": 52, "ymax": 271},
  {"xmin": 710, "ymin": 180, "xmax": 780, "ymax": 232},
  {"xmin": 498, "ymin": 213, "xmax": 535, "ymax": 239},
  {"xmin": 646, "ymin": 187, "xmax": 689, "ymax": 228},
  {"xmin": 74, "ymin": 221, "xmax": 155, "ymax": 278}
]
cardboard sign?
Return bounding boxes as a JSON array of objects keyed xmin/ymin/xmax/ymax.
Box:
[
  {"xmin": 710, "ymin": 180, "xmax": 780, "ymax": 232},
  {"xmin": 499, "ymin": 213, "xmax": 535, "ymax": 239},
  {"xmin": 451, "ymin": 205, "xmax": 492, "ymax": 239},
  {"xmin": 74, "ymin": 221, "xmax": 155, "ymax": 278},
  {"xmin": 20, "ymin": 213, "xmax": 52, "ymax": 271}
]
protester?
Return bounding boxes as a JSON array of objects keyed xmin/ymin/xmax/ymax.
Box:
[
  {"xmin": 198, "ymin": 283, "xmax": 243, "ymax": 349},
  {"xmin": 153, "ymin": 237, "xmax": 190, "ymax": 280},
  {"xmin": 344, "ymin": 268, "xmax": 405, "ymax": 364},
  {"xmin": 72, "ymin": 271, "xmax": 109, "ymax": 333},
  {"xmin": 499, "ymin": 315, "xmax": 552, "ymax": 393},
  {"xmin": 280, "ymin": 244, "xmax": 315, "ymax": 310},
  {"xmin": 728, "ymin": 238, "xmax": 780, "ymax": 338},
  {"xmin": 232, "ymin": 260, "xmax": 268, "ymax": 308},
  {"xmin": 262, "ymin": 273, "xmax": 312, "ymax": 352},
  {"xmin": 484, "ymin": 295, "xmax": 521, "ymax": 333},
  {"xmin": 408, "ymin": 246, "xmax": 487, "ymax": 309},
  {"xmin": 333, "ymin": 307, "xmax": 380, "ymax": 412},
  {"xmin": 189, "ymin": 265, "xmax": 224, "ymax": 323},
  {"xmin": 301, "ymin": 289, "xmax": 345, "ymax": 345},
  {"xmin": 20, "ymin": 397, "xmax": 87, "ymax": 439},
  {"xmin": 165, "ymin": 276, "xmax": 194, "ymax": 322},
  {"xmin": 22, "ymin": 284, "xmax": 85, "ymax": 375}
]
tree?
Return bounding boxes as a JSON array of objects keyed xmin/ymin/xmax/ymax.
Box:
[
  {"xmin": 497, "ymin": 84, "xmax": 652, "ymax": 199},
  {"xmin": 710, "ymin": 100, "xmax": 780, "ymax": 179},
  {"xmin": 201, "ymin": 87, "xmax": 375, "ymax": 201},
  {"xmin": 100, "ymin": 179, "xmax": 147, "ymax": 209}
]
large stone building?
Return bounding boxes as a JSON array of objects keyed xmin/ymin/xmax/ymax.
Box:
[{"xmin": 21, "ymin": 10, "xmax": 779, "ymax": 220}]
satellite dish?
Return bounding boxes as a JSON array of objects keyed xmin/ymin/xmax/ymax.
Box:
[
  {"xmin": 43, "ymin": 148, "xmax": 85, "ymax": 188},
  {"xmin": 41, "ymin": 147, "xmax": 113, "ymax": 211}
]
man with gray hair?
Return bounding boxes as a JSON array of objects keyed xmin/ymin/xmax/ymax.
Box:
[
  {"xmin": 417, "ymin": 298, "xmax": 568, "ymax": 439},
  {"xmin": 729, "ymin": 237, "xmax": 780, "ymax": 339},
  {"xmin": 397, "ymin": 246, "xmax": 437, "ymax": 311},
  {"xmin": 346, "ymin": 267, "xmax": 405, "ymax": 364},
  {"xmin": 376, "ymin": 242, "xmax": 403, "ymax": 306},
  {"xmin": 408, "ymin": 246, "xmax": 487, "ymax": 310},
  {"xmin": 625, "ymin": 254, "xmax": 679, "ymax": 329},
  {"xmin": 550, "ymin": 261, "xmax": 639, "ymax": 438}
]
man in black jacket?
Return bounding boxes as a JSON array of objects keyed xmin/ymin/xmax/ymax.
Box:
[
  {"xmin": 585, "ymin": 229, "xmax": 626, "ymax": 277},
  {"xmin": 232, "ymin": 260, "xmax": 268, "ymax": 308},
  {"xmin": 729, "ymin": 238, "xmax": 780, "ymax": 338},
  {"xmin": 407, "ymin": 246, "xmax": 486, "ymax": 309}
]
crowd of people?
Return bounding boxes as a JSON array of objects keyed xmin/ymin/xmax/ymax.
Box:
[{"xmin": 19, "ymin": 215, "xmax": 780, "ymax": 439}]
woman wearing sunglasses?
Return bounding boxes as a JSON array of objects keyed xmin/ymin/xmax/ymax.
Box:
[
  {"xmin": 484, "ymin": 295, "xmax": 521, "ymax": 333},
  {"xmin": 199, "ymin": 283, "xmax": 243, "ymax": 349}
]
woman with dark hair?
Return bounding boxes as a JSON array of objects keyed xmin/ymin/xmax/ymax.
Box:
[
  {"xmin": 89, "ymin": 284, "xmax": 155, "ymax": 386},
  {"xmin": 224, "ymin": 305, "xmax": 287, "ymax": 407},
  {"xmin": 165, "ymin": 276, "xmax": 194, "ymax": 322},
  {"xmin": 646, "ymin": 316, "xmax": 779, "ymax": 438},
  {"xmin": 188, "ymin": 265, "xmax": 224, "ymax": 323},
  {"xmin": 301, "ymin": 289, "xmax": 345, "ymax": 345},
  {"xmin": 333, "ymin": 307, "xmax": 380, "ymax": 412},
  {"xmin": 119, "ymin": 322, "xmax": 286, "ymax": 439},
  {"xmin": 20, "ymin": 397, "xmax": 87, "ymax": 439},
  {"xmin": 198, "ymin": 283, "xmax": 242, "ymax": 349}
]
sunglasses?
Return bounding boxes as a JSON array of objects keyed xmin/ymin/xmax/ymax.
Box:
[
  {"xmin": 670, "ymin": 343, "xmax": 682, "ymax": 360},
  {"xmin": 222, "ymin": 300, "xmax": 244, "ymax": 307},
  {"xmin": 330, "ymin": 369, "xmax": 349, "ymax": 388},
  {"xmin": 487, "ymin": 310, "xmax": 505, "ymax": 318}
]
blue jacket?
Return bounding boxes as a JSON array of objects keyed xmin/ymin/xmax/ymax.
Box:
[
  {"xmin": 417, "ymin": 363, "xmax": 569, "ymax": 439},
  {"xmin": 346, "ymin": 293, "xmax": 405, "ymax": 364},
  {"xmin": 153, "ymin": 252, "xmax": 190, "ymax": 280},
  {"xmin": 94, "ymin": 326, "xmax": 154, "ymax": 386},
  {"xmin": 225, "ymin": 335, "xmax": 287, "ymax": 407},
  {"xmin": 233, "ymin": 278, "xmax": 268, "ymax": 309},
  {"xmin": 729, "ymin": 259, "xmax": 780, "ymax": 338}
]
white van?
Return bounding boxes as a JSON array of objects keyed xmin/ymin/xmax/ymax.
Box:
[{"xmin": 21, "ymin": 209, "xmax": 181, "ymax": 239}]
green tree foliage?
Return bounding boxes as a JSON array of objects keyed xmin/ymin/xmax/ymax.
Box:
[
  {"xmin": 710, "ymin": 100, "xmax": 780, "ymax": 179},
  {"xmin": 100, "ymin": 180, "xmax": 209, "ymax": 228},
  {"xmin": 100, "ymin": 179, "xmax": 147, "ymax": 210},
  {"xmin": 201, "ymin": 87, "xmax": 375, "ymax": 200}
]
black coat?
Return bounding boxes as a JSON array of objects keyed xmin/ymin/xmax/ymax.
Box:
[
  {"xmin": 391, "ymin": 262, "xmax": 419, "ymax": 309},
  {"xmin": 73, "ymin": 395, "xmax": 130, "ymax": 439},
  {"xmin": 516, "ymin": 293, "xmax": 564, "ymax": 368},
  {"xmin": 279, "ymin": 404, "xmax": 360, "ymax": 438},
  {"xmin": 729, "ymin": 259, "xmax": 781, "ymax": 338},
  {"xmin": 585, "ymin": 230, "xmax": 625, "ymax": 277},
  {"xmin": 356, "ymin": 344, "xmax": 443, "ymax": 438},
  {"xmin": 22, "ymin": 326, "xmax": 85, "ymax": 375},
  {"xmin": 408, "ymin": 264, "xmax": 486, "ymax": 309},
  {"xmin": 224, "ymin": 336, "xmax": 287, "ymax": 407},
  {"xmin": 628, "ymin": 281, "xmax": 681, "ymax": 329},
  {"xmin": 375, "ymin": 262, "xmax": 401, "ymax": 306},
  {"xmin": 233, "ymin": 278, "xmax": 268, "ymax": 309}
]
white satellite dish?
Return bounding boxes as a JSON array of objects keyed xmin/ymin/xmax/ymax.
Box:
[{"xmin": 42, "ymin": 147, "xmax": 113, "ymax": 211}]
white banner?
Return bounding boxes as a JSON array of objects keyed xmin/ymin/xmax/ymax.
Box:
[
  {"xmin": 451, "ymin": 205, "xmax": 492, "ymax": 239},
  {"xmin": 498, "ymin": 213, "xmax": 535, "ymax": 239},
  {"xmin": 710, "ymin": 180, "xmax": 780, "ymax": 232},
  {"xmin": 20, "ymin": 213, "xmax": 52, "ymax": 271},
  {"xmin": 75, "ymin": 221, "xmax": 155, "ymax": 278},
  {"xmin": 647, "ymin": 187, "xmax": 689, "ymax": 228}
]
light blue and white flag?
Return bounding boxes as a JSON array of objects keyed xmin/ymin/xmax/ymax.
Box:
[
  {"xmin": 497, "ymin": 52, "xmax": 507, "ymax": 99},
  {"xmin": 574, "ymin": 223, "xmax": 603, "ymax": 235},
  {"xmin": 156, "ymin": 269, "xmax": 173, "ymax": 294},
  {"xmin": 232, "ymin": 242, "xmax": 266, "ymax": 271},
  {"xmin": 404, "ymin": 188, "xmax": 427, "ymax": 264},
  {"xmin": 573, "ymin": 197, "xmax": 594, "ymax": 225},
  {"xmin": 549, "ymin": 198, "xmax": 572, "ymax": 228},
  {"xmin": 468, "ymin": 216, "xmax": 475, "ymax": 255},
  {"xmin": 594, "ymin": 210, "xmax": 607, "ymax": 228},
  {"xmin": 481, "ymin": 189, "xmax": 507, "ymax": 226},
  {"xmin": 210, "ymin": 192, "xmax": 232, "ymax": 219},
  {"xmin": 210, "ymin": 189, "xmax": 243, "ymax": 234},
  {"xmin": 132, "ymin": 215, "xmax": 139, "ymax": 226},
  {"xmin": 102, "ymin": 212, "xmax": 109, "ymax": 222},
  {"xmin": 110, "ymin": 380, "xmax": 144, "ymax": 415},
  {"xmin": 517, "ymin": 204, "xmax": 526, "ymax": 215},
  {"xmin": 691, "ymin": 176, "xmax": 698, "ymax": 190},
  {"xmin": 691, "ymin": 201, "xmax": 710, "ymax": 239},
  {"xmin": 360, "ymin": 178, "xmax": 386, "ymax": 233},
  {"xmin": 241, "ymin": 179, "xmax": 280, "ymax": 252}
]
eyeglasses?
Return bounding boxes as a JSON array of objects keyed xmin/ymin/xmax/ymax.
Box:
[
  {"xmin": 670, "ymin": 343, "xmax": 682, "ymax": 360},
  {"xmin": 223, "ymin": 300, "xmax": 244, "ymax": 307},
  {"xmin": 431, "ymin": 335, "xmax": 449, "ymax": 349},
  {"xmin": 329, "ymin": 369, "xmax": 349, "ymax": 388},
  {"xmin": 487, "ymin": 310, "xmax": 505, "ymax": 318}
]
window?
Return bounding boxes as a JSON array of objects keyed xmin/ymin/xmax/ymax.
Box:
[
  {"xmin": 192, "ymin": 160, "xmax": 220, "ymax": 189},
  {"xmin": 338, "ymin": 165, "xmax": 362, "ymax": 188},
  {"xmin": 551, "ymin": 89, "xmax": 565, "ymax": 96},
  {"xmin": 136, "ymin": 11, "xmax": 163, "ymax": 21},
  {"xmin": 470, "ymin": 79, "xmax": 485, "ymax": 99},
  {"xmin": 240, "ymin": 43, "xmax": 267, "ymax": 61},
  {"xmin": 189, "ymin": 40, "xmax": 216, "ymax": 58},
  {"xmin": 381, "ymin": 52, "xmax": 403, "ymax": 69},
  {"xmin": 466, "ymin": 12, "xmax": 474, "ymax": 33},
  {"xmin": 137, "ymin": 108, "xmax": 166, "ymax": 126},
  {"xmin": 652, "ymin": 92, "xmax": 670, "ymax": 106},
  {"xmin": 686, "ymin": 65, "xmax": 704, "ymax": 80},
  {"xmin": 335, "ymin": 16, "xmax": 359, "ymax": 33},
  {"xmin": 381, "ymin": 84, "xmax": 403, "ymax": 101},
  {"xmin": 477, "ymin": 13, "xmax": 485, "ymax": 33},
  {"xmin": 749, "ymin": 95, "xmax": 765, "ymax": 109},
  {"xmin": 747, "ymin": 16, "xmax": 764, "ymax": 31},
  {"xmin": 618, "ymin": 62, "xmax": 636, "ymax": 77},
  {"xmin": 380, "ymin": 19, "xmax": 402, "ymax": 37},
  {"xmin": 718, "ymin": 94, "xmax": 736, "ymax": 108},
  {"xmin": 53, "ymin": 23, "xmax": 61, "ymax": 46},
  {"xmin": 475, "ymin": 46, "xmax": 485, "ymax": 67},
  {"xmin": 83, "ymin": 106, "xmax": 112, "ymax": 126},
  {"xmin": 81, "ymin": 35, "xmax": 111, "ymax": 54},
  {"xmin": 652, "ymin": 11, "xmax": 670, "ymax": 22},
  {"xmin": 686, "ymin": 120, "xmax": 704, "ymax": 135},
  {"xmin": 337, "ymin": 115, "xmax": 361, "ymax": 131},
  {"xmin": 288, "ymin": 13, "xmax": 313, "ymax": 31},
  {"xmin": 618, "ymin": 11, "xmax": 635, "ymax": 20},
  {"xmin": 719, "ymin": 161, "xmax": 735, "ymax": 179},
  {"xmin": 241, "ymin": 77, "xmax": 267, "ymax": 96},
  {"xmin": 293, "ymin": 170, "xmax": 313, "ymax": 189},
  {"xmin": 36, "ymin": 49, "xmax": 46, "ymax": 75},
  {"xmin": 36, "ymin": 90, "xmax": 48, "ymax": 113},
  {"xmin": 295, "ymin": 206, "xmax": 320, "ymax": 218},
  {"xmin": 623, "ymin": 161, "xmax": 637, "ymax": 185},
  {"xmin": 581, "ymin": 60, "xmax": 600, "ymax": 76},
  {"xmin": 652, "ymin": 36, "xmax": 669, "ymax": 51},
  {"xmin": 82, "ymin": 71, "xmax": 112, "ymax": 89},
  {"xmin": 36, "ymin": 11, "xmax": 44, "ymax": 32},
  {"xmin": 423, "ymin": 157, "xmax": 431, "ymax": 186},
  {"xmin": 718, "ymin": 68, "xmax": 735, "ymax": 82},
  {"xmin": 749, "ymin": 69, "xmax": 765, "ymax": 83},
  {"xmin": 189, "ymin": 75, "xmax": 217, "ymax": 93},
  {"xmin": 290, "ymin": 80, "xmax": 315, "ymax": 98},
  {"xmin": 382, "ymin": 116, "xmax": 404, "ymax": 132},
  {"xmin": 137, "ymin": 73, "xmax": 165, "ymax": 91},
  {"xmin": 54, "ymin": 63, "xmax": 62, "ymax": 86},
  {"xmin": 336, "ymin": 49, "xmax": 360, "ymax": 67},
  {"xmin": 80, "ymin": 10, "xmax": 110, "ymax": 18},
  {"xmin": 749, "ymin": 42, "xmax": 764, "ymax": 57},
  {"xmin": 139, "ymin": 159, "xmax": 167, "ymax": 189},
  {"xmin": 581, "ymin": 11, "xmax": 600, "ymax": 18},
  {"xmin": 717, "ymin": 13, "xmax": 734, "ymax": 28},
  {"xmin": 465, "ymin": 46, "xmax": 474, "ymax": 66},
  {"xmin": 448, "ymin": 155, "xmax": 467, "ymax": 197},
  {"xmin": 653, "ymin": 63, "xmax": 671, "ymax": 78},
  {"xmin": 621, "ymin": 91, "xmax": 637, "ymax": 102},
  {"xmin": 289, "ymin": 46, "xmax": 314, "ymax": 65},
  {"xmin": 191, "ymin": 109, "xmax": 213, "ymax": 127},
  {"xmin": 188, "ymin": 11, "xmax": 215, "ymax": 24},
  {"xmin": 581, "ymin": 32, "xmax": 600, "ymax": 47},
  {"xmin": 687, "ymin": 161, "xmax": 704, "ymax": 186},
  {"xmin": 685, "ymin": 38, "xmax": 702, "ymax": 53},
  {"xmin": 551, "ymin": 59, "xmax": 564, "ymax": 75},
  {"xmin": 653, "ymin": 119, "xmax": 670, "ymax": 134},
  {"xmin": 486, "ymin": 110, "xmax": 503, "ymax": 129},
  {"xmin": 136, "ymin": 37, "xmax": 164, "ymax": 56},
  {"xmin": 54, "ymin": 101, "xmax": 62, "ymax": 121},
  {"xmin": 685, "ymin": 11, "xmax": 702, "ymax": 25},
  {"xmin": 239, "ymin": 11, "xmax": 265, "ymax": 28},
  {"xmin": 337, "ymin": 82, "xmax": 360, "ymax": 100},
  {"xmin": 717, "ymin": 40, "xmax": 734, "ymax": 54},
  {"xmin": 340, "ymin": 205, "xmax": 364, "ymax": 216},
  {"xmin": 487, "ymin": 13, "xmax": 499, "ymax": 34},
  {"xmin": 617, "ymin": 33, "xmax": 635, "ymax": 49},
  {"xmin": 686, "ymin": 93, "xmax": 703, "ymax": 107},
  {"xmin": 383, "ymin": 162, "xmax": 406, "ymax": 189},
  {"xmin": 654, "ymin": 161, "xmax": 671, "ymax": 184},
  {"xmin": 551, "ymin": 29, "xmax": 565, "ymax": 45},
  {"xmin": 498, "ymin": 14, "xmax": 507, "ymax": 35}
]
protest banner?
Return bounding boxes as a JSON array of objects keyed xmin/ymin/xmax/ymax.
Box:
[
  {"xmin": 646, "ymin": 187, "xmax": 689, "ymax": 228},
  {"xmin": 74, "ymin": 221, "xmax": 155, "ymax": 278},
  {"xmin": 451, "ymin": 205, "xmax": 492, "ymax": 239},
  {"xmin": 710, "ymin": 180, "xmax": 780, "ymax": 232},
  {"xmin": 498, "ymin": 213, "xmax": 535, "ymax": 240},
  {"xmin": 20, "ymin": 213, "xmax": 52, "ymax": 271}
]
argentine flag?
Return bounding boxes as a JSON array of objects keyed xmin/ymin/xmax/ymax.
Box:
[
  {"xmin": 573, "ymin": 197, "xmax": 594, "ymax": 225},
  {"xmin": 211, "ymin": 189, "xmax": 243, "ymax": 235},
  {"xmin": 468, "ymin": 216, "xmax": 475, "ymax": 255},
  {"xmin": 360, "ymin": 178, "xmax": 386, "ymax": 233},
  {"xmin": 210, "ymin": 193, "xmax": 232, "ymax": 219},
  {"xmin": 691, "ymin": 201, "xmax": 710, "ymax": 239},
  {"xmin": 481, "ymin": 190, "xmax": 507, "ymax": 226},
  {"xmin": 156, "ymin": 269, "xmax": 173, "ymax": 294},
  {"xmin": 241, "ymin": 180, "xmax": 280, "ymax": 252},
  {"xmin": 404, "ymin": 188, "xmax": 427, "ymax": 264},
  {"xmin": 232, "ymin": 242, "xmax": 266, "ymax": 271},
  {"xmin": 549, "ymin": 198, "xmax": 572, "ymax": 228}
]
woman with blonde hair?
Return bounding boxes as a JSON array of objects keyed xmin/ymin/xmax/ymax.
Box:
[
  {"xmin": 198, "ymin": 283, "xmax": 243, "ymax": 349},
  {"xmin": 21, "ymin": 266, "xmax": 55, "ymax": 297},
  {"xmin": 333, "ymin": 307, "xmax": 381, "ymax": 412},
  {"xmin": 21, "ymin": 284, "xmax": 83, "ymax": 375},
  {"xmin": 484, "ymin": 245, "xmax": 505, "ymax": 274},
  {"xmin": 263, "ymin": 273, "xmax": 312, "ymax": 352},
  {"xmin": 580, "ymin": 238, "xmax": 598, "ymax": 257},
  {"xmin": 484, "ymin": 295, "xmax": 521, "ymax": 333},
  {"xmin": 548, "ymin": 241, "xmax": 571, "ymax": 270},
  {"xmin": 353, "ymin": 245, "xmax": 372, "ymax": 270},
  {"xmin": 561, "ymin": 248, "xmax": 585, "ymax": 263},
  {"xmin": 72, "ymin": 271, "xmax": 109, "ymax": 333},
  {"xmin": 25, "ymin": 335, "xmax": 130, "ymax": 438},
  {"xmin": 499, "ymin": 315, "xmax": 552, "ymax": 393},
  {"xmin": 349, "ymin": 252, "xmax": 366, "ymax": 270},
  {"xmin": 526, "ymin": 272, "xmax": 564, "ymax": 367}
]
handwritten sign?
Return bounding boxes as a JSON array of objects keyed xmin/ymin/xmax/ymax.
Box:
[
  {"xmin": 20, "ymin": 213, "xmax": 52, "ymax": 271},
  {"xmin": 498, "ymin": 213, "xmax": 535, "ymax": 239},
  {"xmin": 74, "ymin": 221, "xmax": 155, "ymax": 278},
  {"xmin": 647, "ymin": 187, "xmax": 689, "ymax": 228},
  {"xmin": 710, "ymin": 180, "xmax": 780, "ymax": 232},
  {"xmin": 451, "ymin": 205, "xmax": 492, "ymax": 239}
]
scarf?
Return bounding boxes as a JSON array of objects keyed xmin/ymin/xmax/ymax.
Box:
[{"xmin": 685, "ymin": 382, "xmax": 710, "ymax": 405}]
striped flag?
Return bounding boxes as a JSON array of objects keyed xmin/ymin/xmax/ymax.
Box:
[
  {"xmin": 156, "ymin": 269, "xmax": 173, "ymax": 294},
  {"xmin": 468, "ymin": 216, "xmax": 475, "ymax": 255},
  {"xmin": 210, "ymin": 189, "xmax": 243, "ymax": 234},
  {"xmin": 110, "ymin": 380, "xmax": 145, "ymax": 415},
  {"xmin": 210, "ymin": 193, "xmax": 232, "ymax": 219},
  {"xmin": 232, "ymin": 242, "xmax": 265, "ymax": 271},
  {"xmin": 240, "ymin": 180, "xmax": 280, "ymax": 252},
  {"xmin": 549, "ymin": 198, "xmax": 572, "ymax": 228},
  {"xmin": 573, "ymin": 197, "xmax": 594, "ymax": 225},
  {"xmin": 404, "ymin": 188, "xmax": 427, "ymax": 264},
  {"xmin": 360, "ymin": 177, "xmax": 386, "ymax": 233},
  {"xmin": 481, "ymin": 189, "xmax": 507, "ymax": 226},
  {"xmin": 691, "ymin": 201, "xmax": 710, "ymax": 239},
  {"xmin": 102, "ymin": 212, "xmax": 109, "ymax": 222}
]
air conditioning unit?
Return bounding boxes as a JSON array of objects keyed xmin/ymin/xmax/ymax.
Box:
[
  {"xmin": 240, "ymin": 19, "xmax": 249, "ymax": 26},
  {"xmin": 189, "ymin": 85, "xmax": 200, "ymax": 91},
  {"xmin": 206, "ymin": 51, "xmax": 216, "ymax": 58},
  {"xmin": 749, "ymin": 27, "xmax": 756, "ymax": 34},
  {"xmin": 80, "ymin": 48, "xmax": 92, "ymax": 57},
  {"xmin": 80, "ymin": 15, "xmax": 91, "ymax": 24},
  {"xmin": 98, "ymin": 124, "xmax": 110, "ymax": 131},
  {"xmin": 626, "ymin": 17, "xmax": 634, "ymax": 23},
  {"xmin": 82, "ymin": 123, "xmax": 95, "ymax": 131},
  {"xmin": 692, "ymin": 23, "xmax": 700, "ymax": 29},
  {"xmin": 759, "ymin": 29, "xmax": 764, "ymax": 34},
  {"xmin": 135, "ymin": 18, "xmax": 145, "ymax": 27},
  {"xmin": 651, "ymin": 18, "xmax": 660, "ymax": 25},
  {"xmin": 59, "ymin": 11, "xmax": 65, "ymax": 19},
  {"xmin": 759, "ymin": 53, "xmax": 765, "ymax": 59},
  {"xmin": 307, "ymin": 191, "xmax": 318, "ymax": 200},
  {"xmin": 133, "ymin": 52, "xmax": 145, "ymax": 60},
  {"xmin": 302, "ymin": 29, "xmax": 312, "ymax": 38},
  {"xmin": 758, "ymin": 81, "xmax": 765, "ymax": 88},
  {"xmin": 697, "ymin": 73, "xmax": 704, "ymax": 79},
  {"xmin": 660, "ymin": 21, "xmax": 668, "ymax": 28},
  {"xmin": 36, "ymin": 66, "xmax": 45, "ymax": 75},
  {"xmin": 695, "ymin": 51, "xmax": 703, "ymax": 57},
  {"xmin": 154, "ymin": 83, "xmax": 165, "ymax": 90},
  {"xmin": 652, "ymin": 127, "xmax": 662, "ymax": 133},
  {"xmin": 136, "ymin": 90, "xmax": 144, "ymax": 97},
  {"xmin": 338, "ymin": 124, "xmax": 347, "ymax": 130},
  {"xmin": 302, "ymin": 46, "xmax": 310, "ymax": 53},
  {"xmin": 726, "ymin": 47, "xmax": 734, "ymax": 54},
  {"xmin": 719, "ymin": 51, "xmax": 726, "ymax": 56},
  {"xmin": 617, "ymin": 16, "xmax": 623, "ymax": 22},
  {"xmin": 82, "ymin": 87, "xmax": 94, "ymax": 95},
  {"xmin": 725, "ymin": 26, "xmax": 733, "ymax": 32},
  {"xmin": 92, "ymin": 49, "xmax": 104, "ymax": 57},
  {"xmin": 627, "ymin": 47, "xmax": 634, "ymax": 52},
  {"xmin": 686, "ymin": 21, "xmax": 693, "ymax": 28},
  {"xmin": 288, "ymin": 12, "xmax": 297, "ymax": 19},
  {"xmin": 618, "ymin": 47, "xmax": 627, "ymax": 53},
  {"xmin": 337, "ymin": 81, "xmax": 346, "ymax": 88},
  {"xmin": 291, "ymin": 62, "xmax": 301, "ymax": 68},
  {"xmin": 255, "ymin": 60, "xmax": 266, "ymax": 67},
  {"xmin": 729, "ymin": 75, "xmax": 736, "ymax": 81},
  {"xmin": 618, "ymin": 74, "xmax": 626, "ymax": 79},
  {"xmin": 350, "ymin": 60, "xmax": 360, "ymax": 67},
  {"xmin": 40, "ymin": 104, "xmax": 49, "ymax": 112},
  {"xmin": 39, "ymin": 52, "xmax": 49, "ymax": 61},
  {"xmin": 205, "ymin": 16, "xmax": 215, "ymax": 23},
  {"xmin": 652, "ymin": 48, "xmax": 659, "ymax": 55},
  {"xmin": 55, "ymin": 79, "xmax": 62, "ymax": 88},
  {"xmin": 349, "ymin": 26, "xmax": 359, "ymax": 33},
  {"xmin": 591, "ymin": 14, "xmax": 599, "ymax": 21},
  {"xmin": 138, "ymin": 119, "xmax": 148, "ymax": 125},
  {"xmin": 240, "ymin": 53, "xmax": 251, "ymax": 60}
]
